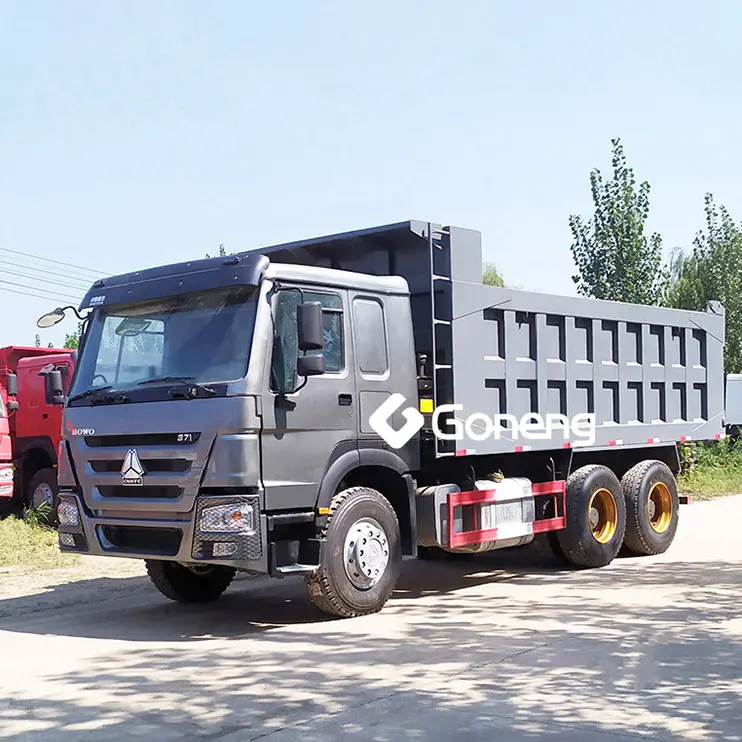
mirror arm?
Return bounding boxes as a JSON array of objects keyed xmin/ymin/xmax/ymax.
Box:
[
  {"xmin": 293, "ymin": 375, "xmax": 310, "ymax": 395},
  {"xmin": 59, "ymin": 305, "xmax": 86, "ymax": 321}
]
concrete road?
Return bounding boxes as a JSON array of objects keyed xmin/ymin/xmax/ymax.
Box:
[{"xmin": 1, "ymin": 496, "xmax": 741, "ymax": 742}]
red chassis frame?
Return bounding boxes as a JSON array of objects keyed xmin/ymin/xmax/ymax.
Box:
[{"xmin": 446, "ymin": 480, "xmax": 567, "ymax": 549}]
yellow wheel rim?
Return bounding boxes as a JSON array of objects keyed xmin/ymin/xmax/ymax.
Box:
[
  {"xmin": 648, "ymin": 481, "xmax": 673, "ymax": 533},
  {"xmin": 588, "ymin": 488, "xmax": 618, "ymax": 544}
]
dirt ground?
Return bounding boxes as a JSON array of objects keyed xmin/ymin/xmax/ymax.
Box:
[{"xmin": 1, "ymin": 496, "xmax": 741, "ymax": 741}]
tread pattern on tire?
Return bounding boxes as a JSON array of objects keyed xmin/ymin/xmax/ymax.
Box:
[
  {"xmin": 305, "ymin": 486, "xmax": 399, "ymax": 619},
  {"xmin": 556, "ymin": 464, "xmax": 626, "ymax": 568},
  {"xmin": 146, "ymin": 560, "xmax": 235, "ymax": 603},
  {"xmin": 621, "ymin": 459, "xmax": 678, "ymax": 557}
]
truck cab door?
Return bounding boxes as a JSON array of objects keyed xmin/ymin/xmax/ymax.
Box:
[
  {"xmin": 16, "ymin": 358, "xmax": 70, "ymax": 441},
  {"xmin": 259, "ymin": 287, "xmax": 357, "ymax": 512}
]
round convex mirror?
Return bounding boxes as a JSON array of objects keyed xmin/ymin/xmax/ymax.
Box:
[{"xmin": 36, "ymin": 308, "xmax": 66, "ymax": 328}]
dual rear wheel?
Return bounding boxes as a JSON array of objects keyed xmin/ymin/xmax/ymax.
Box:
[{"xmin": 555, "ymin": 460, "xmax": 679, "ymax": 569}]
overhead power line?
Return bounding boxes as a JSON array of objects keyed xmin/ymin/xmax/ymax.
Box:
[
  {"xmin": 0, "ymin": 285, "xmax": 83, "ymax": 305},
  {"xmin": 0, "ymin": 266, "xmax": 92, "ymax": 291},
  {"xmin": 0, "ymin": 256, "xmax": 95, "ymax": 287},
  {"xmin": 0, "ymin": 278, "xmax": 81, "ymax": 303},
  {"xmin": 0, "ymin": 245, "xmax": 109, "ymax": 277}
]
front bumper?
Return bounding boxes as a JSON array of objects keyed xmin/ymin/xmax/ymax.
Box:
[{"xmin": 56, "ymin": 492, "xmax": 269, "ymax": 573}]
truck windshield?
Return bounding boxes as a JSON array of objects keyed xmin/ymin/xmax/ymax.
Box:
[{"xmin": 70, "ymin": 286, "xmax": 258, "ymax": 397}]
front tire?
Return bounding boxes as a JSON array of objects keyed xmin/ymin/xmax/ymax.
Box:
[
  {"xmin": 306, "ymin": 486, "xmax": 402, "ymax": 618},
  {"xmin": 146, "ymin": 560, "xmax": 236, "ymax": 603},
  {"xmin": 26, "ymin": 468, "xmax": 58, "ymax": 525},
  {"xmin": 556, "ymin": 464, "xmax": 626, "ymax": 568},
  {"xmin": 621, "ymin": 460, "xmax": 679, "ymax": 556}
]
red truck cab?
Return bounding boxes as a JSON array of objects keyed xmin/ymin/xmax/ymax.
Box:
[
  {"xmin": 0, "ymin": 346, "xmax": 76, "ymax": 511},
  {"xmin": 0, "ymin": 391, "xmax": 12, "ymax": 500}
]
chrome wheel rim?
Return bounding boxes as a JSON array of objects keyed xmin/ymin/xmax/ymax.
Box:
[
  {"xmin": 343, "ymin": 517, "xmax": 390, "ymax": 589},
  {"xmin": 32, "ymin": 483, "xmax": 54, "ymax": 510}
]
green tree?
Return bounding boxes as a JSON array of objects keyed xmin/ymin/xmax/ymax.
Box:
[
  {"xmin": 34, "ymin": 334, "xmax": 41, "ymax": 347},
  {"xmin": 667, "ymin": 194, "xmax": 742, "ymax": 374},
  {"xmin": 569, "ymin": 138, "xmax": 666, "ymax": 305},
  {"xmin": 63, "ymin": 322, "xmax": 84, "ymax": 350},
  {"xmin": 205, "ymin": 243, "xmax": 228, "ymax": 258},
  {"xmin": 482, "ymin": 261, "xmax": 505, "ymax": 287}
]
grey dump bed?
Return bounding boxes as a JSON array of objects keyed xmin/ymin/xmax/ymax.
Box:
[{"xmin": 246, "ymin": 220, "xmax": 726, "ymax": 456}]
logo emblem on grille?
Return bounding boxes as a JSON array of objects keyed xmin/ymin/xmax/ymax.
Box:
[{"xmin": 121, "ymin": 449, "xmax": 145, "ymax": 486}]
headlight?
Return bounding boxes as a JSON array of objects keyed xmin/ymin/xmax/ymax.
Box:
[
  {"xmin": 0, "ymin": 467, "xmax": 14, "ymax": 482},
  {"xmin": 199, "ymin": 501, "xmax": 256, "ymax": 535}
]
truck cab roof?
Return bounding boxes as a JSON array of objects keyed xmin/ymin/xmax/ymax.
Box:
[{"xmin": 78, "ymin": 220, "xmax": 435, "ymax": 311}]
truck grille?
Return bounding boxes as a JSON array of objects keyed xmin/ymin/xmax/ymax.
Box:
[
  {"xmin": 90, "ymin": 459, "xmax": 191, "ymax": 473},
  {"xmin": 98, "ymin": 525, "xmax": 182, "ymax": 556},
  {"xmin": 97, "ymin": 485, "xmax": 183, "ymax": 499}
]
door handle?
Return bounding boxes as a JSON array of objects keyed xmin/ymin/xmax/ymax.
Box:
[{"xmin": 338, "ymin": 394, "xmax": 353, "ymax": 406}]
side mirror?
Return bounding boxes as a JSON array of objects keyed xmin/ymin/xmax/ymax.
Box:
[
  {"xmin": 6, "ymin": 373, "xmax": 17, "ymax": 398},
  {"xmin": 49, "ymin": 369, "xmax": 65, "ymax": 405},
  {"xmin": 297, "ymin": 354, "xmax": 325, "ymax": 378},
  {"xmin": 297, "ymin": 302, "xmax": 324, "ymax": 351},
  {"xmin": 37, "ymin": 308, "xmax": 66, "ymax": 328}
]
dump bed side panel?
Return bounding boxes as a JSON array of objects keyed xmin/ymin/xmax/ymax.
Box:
[{"xmin": 443, "ymin": 250, "xmax": 725, "ymax": 456}]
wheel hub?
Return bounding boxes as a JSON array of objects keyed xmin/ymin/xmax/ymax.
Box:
[
  {"xmin": 648, "ymin": 481, "xmax": 673, "ymax": 533},
  {"xmin": 343, "ymin": 518, "xmax": 389, "ymax": 589},
  {"xmin": 588, "ymin": 488, "xmax": 618, "ymax": 544},
  {"xmin": 33, "ymin": 483, "xmax": 53, "ymax": 509}
]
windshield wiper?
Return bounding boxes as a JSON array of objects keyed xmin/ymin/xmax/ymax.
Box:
[
  {"xmin": 137, "ymin": 376, "xmax": 195, "ymax": 386},
  {"xmin": 137, "ymin": 376, "xmax": 217, "ymax": 397},
  {"xmin": 67, "ymin": 386, "xmax": 112, "ymax": 404},
  {"xmin": 67, "ymin": 386, "xmax": 130, "ymax": 406}
]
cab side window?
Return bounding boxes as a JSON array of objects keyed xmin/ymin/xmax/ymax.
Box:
[{"xmin": 270, "ymin": 290, "xmax": 344, "ymax": 393}]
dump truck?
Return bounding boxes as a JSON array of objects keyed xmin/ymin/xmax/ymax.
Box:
[
  {"xmin": 0, "ymin": 346, "xmax": 77, "ymax": 515},
  {"xmin": 38, "ymin": 221, "xmax": 725, "ymax": 617}
]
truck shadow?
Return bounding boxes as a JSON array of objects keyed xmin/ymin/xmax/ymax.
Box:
[
  {"xmin": 0, "ymin": 555, "xmax": 548, "ymax": 642},
  {"xmin": 0, "ymin": 546, "xmax": 735, "ymax": 644},
  {"xmin": 1, "ymin": 555, "xmax": 740, "ymax": 741}
]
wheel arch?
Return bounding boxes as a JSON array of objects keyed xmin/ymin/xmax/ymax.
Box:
[
  {"xmin": 15, "ymin": 437, "xmax": 57, "ymax": 503},
  {"xmin": 318, "ymin": 448, "xmax": 417, "ymax": 557}
]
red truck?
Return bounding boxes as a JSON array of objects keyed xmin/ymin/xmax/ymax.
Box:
[{"xmin": 0, "ymin": 346, "xmax": 77, "ymax": 515}]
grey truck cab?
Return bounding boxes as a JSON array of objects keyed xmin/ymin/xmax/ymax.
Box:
[{"xmin": 42, "ymin": 221, "xmax": 725, "ymax": 618}]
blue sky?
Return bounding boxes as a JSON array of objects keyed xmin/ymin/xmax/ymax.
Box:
[{"xmin": 1, "ymin": 0, "xmax": 740, "ymax": 347}]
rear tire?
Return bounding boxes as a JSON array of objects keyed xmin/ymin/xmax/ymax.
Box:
[
  {"xmin": 621, "ymin": 460, "xmax": 679, "ymax": 556},
  {"xmin": 146, "ymin": 560, "xmax": 236, "ymax": 603},
  {"xmin": 556, "ymin": 464, "xmax": 626, "ymax": 568},
  {"xmin": 306, "ymin": 486, "xmax": 402, "ymax": 618}
]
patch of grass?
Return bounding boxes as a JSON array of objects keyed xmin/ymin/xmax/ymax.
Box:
[
  {"xmin": 677, "ymin": 439, "xmax": 742, "ymax": 500},
  {"xmin": 0, "ymin": 515, "xmax": 78, "ymax": 570}
]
